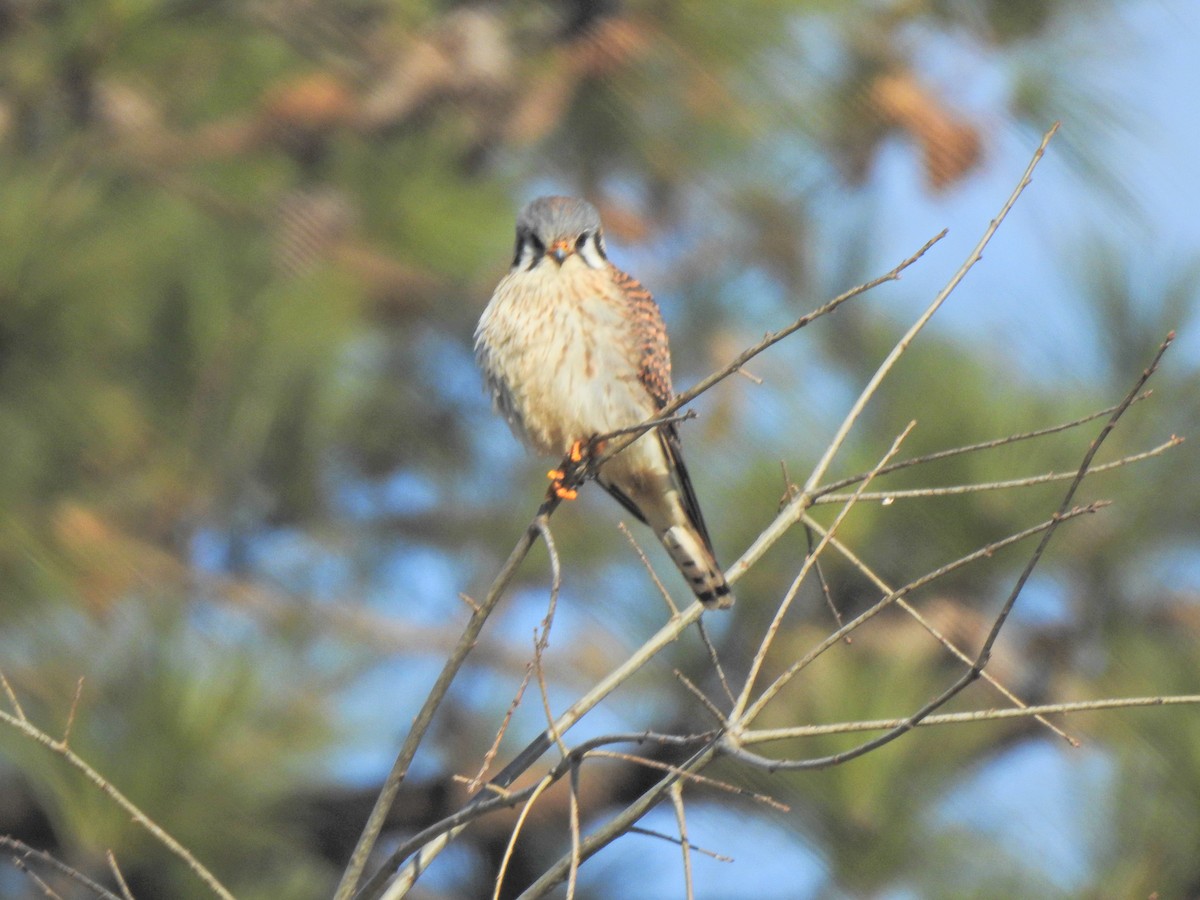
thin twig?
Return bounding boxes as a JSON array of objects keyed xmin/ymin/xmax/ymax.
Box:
[
  {"xmin": 583, "ymin": 749, "xmax": 787, "ymax": 811},
  {"xmin": 593, "ymin": 410, "xmax": 697, "ymax": 442},
  {"xmin": 974, "ymin": 332, "xmax": 1173, "ymax": 667},
  {"xmin": 534, "ymin": 628, "xmax": 568, "ymax": 759},
  {"xmin": 742, "ymin": 693, "xmax": 1200, "ymax": 743},
  {"xmin": 694, "ymin": 618, "xmax": 734, "ymax": 707},
  {"xmin": 12, "ymin": 857, "xmax": 64, "ymax": 900},
  {"xmin": 61, "ymin": 677, "xmax": 84, "ymax": 746},
  {"xmin": 728, "ymin": 332, "xmax": 1173, "ymax": 771},
  {"xmin": 1, "ymin": 670, "xmax": 27, "ymax": 721},
  {"xmin": 807, "ymin": 523, "xmax": 847, "ymax": 639},
  {"xmin": 106, "ymin": 851, "xmax": 134, "ymax": 900},
  {"xmin": 468, "ymin": 523, "xmax": 561, "ymax": 789},
  {"xmin": 813, "ymin": 391, "xmax": 1154, "ymax": 498},
  {"xmin": 367, "ymin": 731, "xmax": 718, "ymax": 900},
  {"xmin": 336, "ymin": 502, "xmax": 562, "ymax": 899},
  {"xmin": 741, "ymin": 504, "xmax": 1102, "ymax": 725},
  {"xmin": 669, "ymin": 783, "xmax": 695, "ymax": 900},
  {"xmin": 618, "ymin": 521, "xmax": 678, "ymax": 617},
  {"xmin": 517, "ymin": 743, "xmax": 721, "ymax": 898},
  {"xmin": 469, "ymin": 665, "xmax": 536, "ymax": 792},
  {"xmin": 493, "ymin": 775, "xmax": 555, "ymax": 900},
  {"xmin": 802, "ymin": 516, "xmax": 1080, "ymax": 747},
  {"xmin": 0, "ymin": 710, "xmax": 233, "ymax": 899},
  {"xmin": 730, "ymin": 124, "xmax": 1060, "ymax": 584},
  {"xmin": 0, "ymin": 838, "xmax": 121, "ymax": 900},
  {"xmin": 733, "ymin": 422, "xmax": 916, "ymax": 720},
  {"xmin": 567, "ymin": 762, "xmax": 582, "ymax": 900},
  {"xmin": 626, "ymin": 826, "xmax": 734, "ymax": 863},
  {"xmin": 674, "ymin": 670, "xmax": 728, "ymax": 725},
  {"xmin": 813, "ymin": 438, "xmax": 1181, "ymax": 504}
]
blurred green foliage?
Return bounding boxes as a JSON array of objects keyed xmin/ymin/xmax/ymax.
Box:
[{"xmin": 0, "ymin": 1, "xmax": 1196, "ymax": 897}]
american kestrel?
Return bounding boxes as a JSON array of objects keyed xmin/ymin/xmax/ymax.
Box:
[{"xmin": 475, "ymin": 196, "xmax": 733, "ymax": 608}]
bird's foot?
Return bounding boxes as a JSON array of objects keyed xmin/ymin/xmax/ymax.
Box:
[
  {"xmin": 546, "ymin": 467, "xmax": 578, "ymax": 501},
  {"xmin": 546, "ymin": 440, "xmax": 586, "ymax": 500}
]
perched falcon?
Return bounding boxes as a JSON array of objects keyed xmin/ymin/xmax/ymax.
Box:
[{"xmin": 475, "ymin": 196, "xmax": 733, "ymax": 608}]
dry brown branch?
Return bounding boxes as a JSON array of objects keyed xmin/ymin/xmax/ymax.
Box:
[
  {"xmin": 493, "ymin": 775, "xmax": 556, "ymax": 900},
  {"xmin": 469, "ymin": 519, "xmax": 566, "ymax": 790}
]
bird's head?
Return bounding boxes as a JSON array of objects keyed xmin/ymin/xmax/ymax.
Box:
[{"xmin": 512, "ymin": 195, "xmax": 609, "ymax": 271}]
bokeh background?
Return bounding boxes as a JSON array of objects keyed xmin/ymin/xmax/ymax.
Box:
[{"xmin": 1, "ymin": 1, "xmax": 1198, "ymax": 897}]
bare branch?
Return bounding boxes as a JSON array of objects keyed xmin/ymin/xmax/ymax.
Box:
[
  {"xmin": 802, "ymin": 517, "xmax": 1081, "ymax": 747},
  {"xmin": 728, "ymin": 332, "xmax": 1173, "ymax": 772},
  {"xmin": 0, "ymin": 707, "xmax": 234, "ymax": 900},
  {"xmin": 337, "ymin": 502, "xmax": 563, "ymax": 899},
  {"xmin": 733, "ymin": 422, "xmax": 916, "ymax": 720},
  {"xmin": 669, "ymin": 782, "xmax": 695, "ymax": 900},
  {"xmin": 627, "ymin": 825, "xmax": 734, "ymax": 863},
  {"xmin": 742, "ymin": 694, "xmax": 1200, "ymax": 743},
  {"xmin": 106, "ymin": 852, "xmax": 134, "ymax": 900},
  {"xmin": 731, "ymin": 124, "xmax": 1060, "ymax": 583},
  {"xmin": 493, "ymin": 775, "xmax": 556, "ymax": 900},
  {"xmin": 813, "ymin": 437, "xmax": 1181, "ymax": 504},
  {"xmin": 619, "ymin": 520, "xmax": 678, "ymax": 616},
  {"xmin": 813, "ymin": 391, "xmax": 1155, "ymax": 498},
  {"xmin": 0, "ymin": 837, "xmax": 121, "ymax": 900},
  {"xmin": 567, "ymin": 763, "xmax": 582, "ymax": 900},
  {"xmin": 1, "ymin": 671, "xmax": 27, "ymax": 721},
  {"xmin": 673, "ymin": 669, "xmax": 728, "ymax": 725},
  {"xmin": 741, "ymin": 504, "xmax": 1103, "ymax": 725},
  {"xmin": 694, "ymin": 618, "xmax": 734, "ymax": 708}
]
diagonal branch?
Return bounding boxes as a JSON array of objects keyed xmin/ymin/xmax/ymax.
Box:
[
  {"xmin": 730, "ymin": 122, "xmax": 1061, "ymax": 583},
  {"xmin": 336, "ymin": 501, "xmax": 563, "ymax": 899}
]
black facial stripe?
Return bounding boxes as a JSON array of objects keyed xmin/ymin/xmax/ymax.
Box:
[{"xmin": 513, "ymin": 229, "xmax": 547, "ymax": 270}]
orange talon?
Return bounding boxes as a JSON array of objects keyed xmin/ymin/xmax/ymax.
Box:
[
  {"xmin": 555, "ymin": 485, "xmax": 578, "ymax": 500},
  {"xmin": 547, "ymin": 469, "xmax": 565, "ymax": 480},
  {"xmin": 569, "ymin": 440, "xmax": 584, "ymax": 463}
]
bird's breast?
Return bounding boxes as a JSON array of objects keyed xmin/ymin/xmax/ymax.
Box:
[{"xmin": 476, "ymin": 264, "xmax": 653, "ymax": 456}]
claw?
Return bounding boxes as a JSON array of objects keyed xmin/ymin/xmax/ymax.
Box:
[{"xmin": 548, "ymin": 466, "xmax": 577, "ymax": 501}]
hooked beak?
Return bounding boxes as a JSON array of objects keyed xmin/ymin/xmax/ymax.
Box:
[{"xmin": 548, "ymin": 239, "xmax": 572, "ymax": 265}]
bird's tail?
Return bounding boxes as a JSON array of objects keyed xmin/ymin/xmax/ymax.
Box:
[{"xmin": 661, "ymin": 524, "xmax": 734, "ymax": 609}]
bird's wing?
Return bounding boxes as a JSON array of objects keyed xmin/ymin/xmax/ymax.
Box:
[
  {"xmin": 611, "ymin": 267, "xmax": 672, "ymax": 409},
  {"xmin": 607, "ymin": 266, "xmax": 717, "ymax": 552}
]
